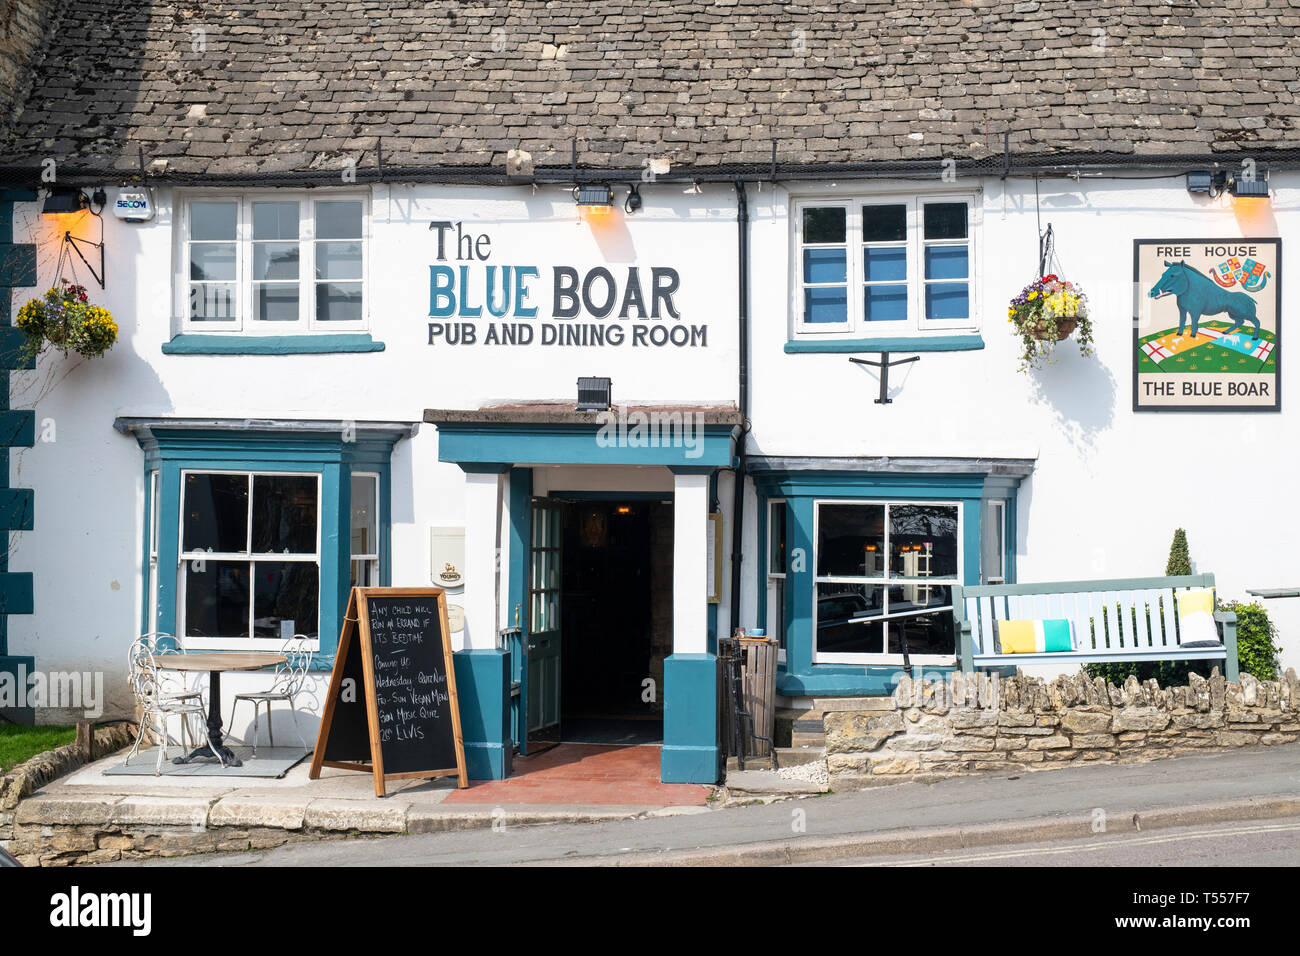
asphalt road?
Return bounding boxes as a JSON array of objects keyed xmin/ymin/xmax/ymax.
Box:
[
  {"xmin": 819, "ymin": 817, "xmax": 1300, "ymax": 867},
  {"xmin": 118, "ymin": 743, "xmax": 1300, "ymax": 867}
]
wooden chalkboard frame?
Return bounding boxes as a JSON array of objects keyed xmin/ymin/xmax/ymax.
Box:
[{"xmin": 309, "ymin": 587, "xmax": 469, "ymax": 796}]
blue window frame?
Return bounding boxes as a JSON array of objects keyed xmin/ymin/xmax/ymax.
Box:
[
  {"xmin": 754, "ymin": 467, "xmax": 1021, "ymax": 698},
  {"xmin": 132, "ymin": 424, "xmax": 405, "ymax": 667}
]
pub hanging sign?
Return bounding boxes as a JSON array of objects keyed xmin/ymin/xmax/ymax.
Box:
[{"xmin": 1134, "ymin": 238, "xmax": 1281, "ymax": 412}]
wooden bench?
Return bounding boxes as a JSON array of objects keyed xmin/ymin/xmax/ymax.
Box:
[{"xmin": 954, "ymin": 574, "xmax": 1238, "ymax": 681}]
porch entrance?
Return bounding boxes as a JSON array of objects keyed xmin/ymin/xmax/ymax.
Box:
[{"xmin": 523, "ymin": 496, "xmax": 671, "ymax": 753}]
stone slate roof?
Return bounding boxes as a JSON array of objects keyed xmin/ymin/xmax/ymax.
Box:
[{"xmin": 2, "ymin": 0, "xmax": 1300, "ymax": 178}]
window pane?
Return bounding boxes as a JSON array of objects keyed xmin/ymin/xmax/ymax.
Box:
[
  {"xmin": 864, "ymin": 284, "xmax": 908, "ymax": 321},
  {"xmin": 252, "ymin": 242, "xmax": 300, "ymax": 281},
  {"xmin": 351, "ymin": 558, "xmax": 378, "ymax": 588},
  {"xmin": 183, "ymin": 473, "xmax": 248, "ymax": 553},
  {"xmin": 252, "ymin": 202, "xmax": 299, "ymax": 241},
  {"xmin": 351, "ymin": 474, "xmax": 377, "ymax": 557},
  {"xmin": 817, "ymin": 504, "xmax": 885, "ymax": 577},
  {"xmin": 803, "ymin": 286, "xmax": 847, "ymax": 325},
  {"xmin": 191, "ymin": 202, "xmax": 236, "ymax": 241},
  {"xmin": 253, "ymin": 284, "xmax": 299, "ymax": 322},
  {"xmin": 190, "ymin": 283, "xmax": 237, "ymax": 321},
  {"xmin": 316, "ymin": 282, "xmax": 363, "ymax": 322},
  {"xmin": 817, "ymin": 584, "xmax": 885, "ymax": 654},
  {"xmin": 767, "ymin": 577, "xmax": 785, "ymax": 649},
  {"xmin": 190, "ymin": 243, "xmax": 236, "ymax": 281},
  {"xmin": 982, "ymin": 501, "xmax": 1005, "ymax": 583},
  {"xmin": 924, "ymin": 202, "xmax": 967, "ymax": 240},
  {"xmin": 925, "ymin": 282, "xmax": 970, "ymax": 320},
  {"xmin": 888, "ymin": 591, "xmax": 955, "ymax": 655},
  {"xmin": 768, "ymin": 501, "xmax": 786, "ymax": 574},
  {"xmin": 862, "ymin": 204, "xmax": 906, "ymax": 243},
  {"xmin": 925, "ymin": 245, "xmax": 968, "ymax": 280},
  {"xmin": 889, "ymin": 504, "xmax": 959, "ymax": 578},
  {"xmin": 802, "ymin": 207, "xmax": 845, "ymax": 244},
  {"xmin": 863, "ymin": 246, "xmax": 906, "ymax": 282},
  {"xmin": 316, "ymin": 201, "xmax": 363, "ymax": 239},
  {"xmin": 802, "ymin": 247, "xmax": 846, "ymax": 284},
  {"xmin": 185, "ymin": 560, "xmax": 250, "ymax": 638},
  {"xmin": 316, "ymin": 241, "xmax": 362, "ymax": 280},
  {"xmin": 252, "ymin": 561, "xmax": 319, "ymax": 639},
  {"xmin": 251, "ymin": 475, "xmax": 318, "ymax": 554}
]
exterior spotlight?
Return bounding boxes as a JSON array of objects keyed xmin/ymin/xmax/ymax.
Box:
[
  {"xmin": 42, "ymin": 187, "xmax": 87, "ymax": 215},
  {"xmin": 1229, "ymin": 176, "xmax": 1269, "ymax": 198},
  {"xmin": 576, "ymin": 376, "xmax": 612, "ymax": 412},
  {"xmin": 574, "ymin": 184, "xmax": 614, "ymax": 209}
]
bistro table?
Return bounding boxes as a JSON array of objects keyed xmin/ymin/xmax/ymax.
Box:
[{"xmin": 155, "ymin": 652, "xmax": 286, "ymax": 768}]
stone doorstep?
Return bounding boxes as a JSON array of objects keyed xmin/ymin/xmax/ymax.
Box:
[{"xmin": 723, "ymin": 769, "xmax": 828, "ymax": 795}]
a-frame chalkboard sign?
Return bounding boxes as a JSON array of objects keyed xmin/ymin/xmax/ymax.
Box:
[{"xmin": 309, "ymin": 587, "xmax": 469, "ymax": 796}]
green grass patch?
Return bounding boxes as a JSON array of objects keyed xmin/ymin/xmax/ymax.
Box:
[{"xmin": 0, "ymin": 723, "xmax": 77, "ymax": 772}]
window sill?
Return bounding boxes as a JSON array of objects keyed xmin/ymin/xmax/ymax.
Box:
[
  {"xmin": 162, "ymin": 333, "xmax": 385, "ymax": 355},
  {"xmin": 784, "ymin": 334, "xmax": 984, "ymax": 354}
]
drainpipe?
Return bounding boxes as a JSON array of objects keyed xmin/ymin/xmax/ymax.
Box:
[{"xmin": 729, "ymin": 180, "xmax": 750, "ymax": 634}]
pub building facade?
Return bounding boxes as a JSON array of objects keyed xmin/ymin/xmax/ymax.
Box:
[{"xmin": 0, "ymin": 4, "xmax": 1297, "ymax": 783}]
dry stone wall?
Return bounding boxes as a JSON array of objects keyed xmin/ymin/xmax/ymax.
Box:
[{"xmin": 825, "ymin": 669, "xmax": 1300, "ymax": 788}]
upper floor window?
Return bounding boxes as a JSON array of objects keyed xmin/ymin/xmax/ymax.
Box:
[
  {"xmin": 793, "ymin": 195, "xmax": 975, "ymax": 338},
  {"xmin": 181, "ymin": 194, "xmax": 367, "ymax": 332}
]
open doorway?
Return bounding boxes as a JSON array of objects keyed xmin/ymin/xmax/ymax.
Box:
[{"xmin": 525, "ymin": 497, "xmax": 671, "ymax": 751}]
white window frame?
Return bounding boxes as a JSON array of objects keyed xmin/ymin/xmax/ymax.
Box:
[
  {"xmin": 176, "ymin": 191, "xmax": 370, "ymax": 334},
  {"xmin": 791, "ymin": 191, "xmax": 979, "ymax": 339},
  {"xmin": 350, "ymin": 471, "xmax": 380, "ymax": 588},
  {"xmin": 177, "ymin": 469, "xmax": 323, "ymax": 650},
  {"xmin": 811, "ymin": 498, "xmax": 962, "ymax": 666},
  {"xmin": 766, "ymin": 498, "xmax": 787, "ymax": 662}
]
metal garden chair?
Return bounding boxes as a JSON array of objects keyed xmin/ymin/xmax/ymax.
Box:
[
  {"xmin": 124, "ymin": 640, "xmax": 224, "ymax": 775},
  {"xmin": 228, "ymin": 635, "xmax": 313, "ymax": 756},
  {"xmin": 138, "ymin": 632, "xmax": 203, "ymax": 748}
]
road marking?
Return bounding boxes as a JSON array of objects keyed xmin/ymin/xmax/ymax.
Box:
[{"xmin": 860, "ymin": 820, "xmax": 1300, "ymax": 866}]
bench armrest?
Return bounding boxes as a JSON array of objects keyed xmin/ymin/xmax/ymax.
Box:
[
  {"xmin": 1213, "ymin": 609, "xmax": 1239, "ymax": 682},
  {"xmin": 957, "ymin": 620, "xmax": 973, "ymax": 672}
]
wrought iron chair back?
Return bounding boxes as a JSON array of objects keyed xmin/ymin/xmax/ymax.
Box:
[{"xmin": 270, "ymin": 636, "xmax": 314, "ymax": 696}]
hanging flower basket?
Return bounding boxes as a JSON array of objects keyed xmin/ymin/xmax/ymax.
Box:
[
  {"xmin": 1007, "ymin": 273, "xmax": 1094, "ymax": 372},
  {"xmin": 15, "ymin": 280, "xmax": 118, "ymax": 359}
]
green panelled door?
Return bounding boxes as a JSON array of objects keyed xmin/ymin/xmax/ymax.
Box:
[{"xmin": 525, "ymin": 499, "xmax": 563, "ymax": 751}]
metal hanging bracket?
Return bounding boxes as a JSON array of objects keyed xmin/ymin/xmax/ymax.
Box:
[{"xmin": 849, "ymin": 352, "xmax": 920, "ymax": 405}]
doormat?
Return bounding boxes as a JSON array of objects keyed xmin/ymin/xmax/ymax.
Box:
[{"xmin": 101, "ymin": 746, "xmax": 310, "ymax": 778}]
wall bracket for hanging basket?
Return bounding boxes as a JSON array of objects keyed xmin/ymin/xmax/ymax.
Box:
[{"xmin": 848, "ymin": 352, "xmax": 920, "ymax": 405}]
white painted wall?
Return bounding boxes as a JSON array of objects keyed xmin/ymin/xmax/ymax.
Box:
[
  {"xmin": 9, "ymin": 173, "xmax": 1298, "ymax": 724},
  {"xmin": 746, "ymin": 175, "xmax": 1300, "ymax": 675}
]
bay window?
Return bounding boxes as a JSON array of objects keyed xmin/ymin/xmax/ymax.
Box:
[
  {"xmin": 793, "ymin": 195, "xmax": 976, "ymax": 339},
  {"xmin": 181, "ymin": 193, "xmax": 367, "ymax": 332}
]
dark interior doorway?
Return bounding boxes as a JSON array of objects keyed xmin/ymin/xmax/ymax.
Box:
[{"xmin": 559, "ymin": 499, "xmax": 670, "ymax": 746}]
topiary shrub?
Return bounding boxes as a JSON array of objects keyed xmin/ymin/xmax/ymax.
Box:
[{"xmin": 1166, "ymin": 528, "xmax": 1192, "ymax": 576}]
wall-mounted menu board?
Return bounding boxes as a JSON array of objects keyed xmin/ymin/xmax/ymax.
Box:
[{"xmin": 309, "ymin": 587, "xmax": 468, "ymax": 796}]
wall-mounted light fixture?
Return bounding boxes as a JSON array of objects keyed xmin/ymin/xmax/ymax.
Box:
[
  {"xmin": 40, "ymin": 186, "xmax": 107, "ymax": 288},
  {"xmin": 1229, "ymin": 174, "xmax": 1269, "ymax": 198},
  {"xmin": 576, "ymin": 376, "xmax": 612, "ymax": 412},
  {"xmin": 41, "ymin": 186, "xmax": 88, "ymax": 215},
  {"xmin": 574, "ymin": 184, "xmax": 614, "ymax": 210}
]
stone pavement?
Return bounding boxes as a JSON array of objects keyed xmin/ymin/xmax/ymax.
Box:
[{"xmin": 5, "ymin": 742, "xmax": 714, "ymax": 865}]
